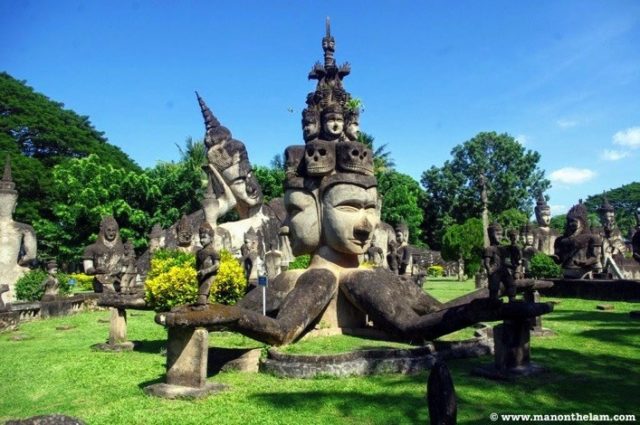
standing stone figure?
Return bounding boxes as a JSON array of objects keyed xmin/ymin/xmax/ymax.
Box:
[
  {"xmin": 520, "ymin": 223, "xmax": 538, "ymax": 277},
  {"xmin": 0, "ymin": 156, "xmax": 37, "ymax": 301},
  {"xmin": 483, "ymin": 222, "xmax": 516, "ymax": 302},
  {"xmin": 176, "ymin": 215, "xmax": 197, "ymax": 254},
  {"xmin": 552, "ymin": 201, "xmax": 600, "ymax": 279},
  {"xmin": 395, "ymin": 222, "xmax": 412, "ymax": 275},
  {"xmin": 533, "ymin": 193, "xmax": 557, "ymax": 256},
  {"xmin": 597, "ymin": 194, "xmax": 626, "ymax": 278},
  {"xmin": 83, "ymin": 216, "xmax": 125, "ymax": 293},
  {"xmin": 365, "ymin": 236, "xmax": 384, "ymax": 267},
  {"xmin": 387, "ymin": 239, "xmax": 399, "ymax": 274},
  {"xmin": 40, "ymin": 260, "xmax": 60, "ymax": 301},
  {"xmin": 507, "ymin": 228, "xmax": 524, "ymax": 280},
  {"xmin": 195, "ymin": 222, "xmax": 220, "ymax": 306},
  {"xmin": 241, "ymin": 228, "xmax": 260, "ymax": 282}
]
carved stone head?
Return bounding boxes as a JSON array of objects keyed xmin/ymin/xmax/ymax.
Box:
[
  {"xmin": 597, "ymin": 194, "xmax": 616, "ymax": 232},
  {"xmin": 176, "ymin": 215, "xmax": 193, "ymax": 247},
  {"xmin": 565, "ymin": 202, "xmax": 588, "ymax": 237},
  {"xmin": 221, "ymin": 158, "xmax": 264, "ymax": 210},
  {"xmin": 283, "ymin": 188, "xmax": 320, "ymax": 256},
  {"xmin": 344, "ymin": 108, "xmax": 360, "ymax": 141},
  {"xmin": 534, "ymin": 193, "xmax": 551, "ymax": 227},
  {"xmin": 199, "ymin": 221, "xmax": 214, "ymax": 247},
  {"xmin": 336, "ymin": 141, "xmax": 374, "ymax": 176},
  {"xmin": 46, "ymin": 259, "xmax": 58, "ymax": 274},
  {"xmin": 0, "ymin": 156, "xmax": 17, "ymax": 218},
  {"xmin": 305, "ymin": 140, "xmax": 336, "ymax": 176},
  {"xmin": 395, "ymin": 222, "xmax": 409, "ymax": 245},
  {"xmin": 149, "ymin": 224, "xmax": 165, "ymax": 253},
  {"xmin": 321, "ymin": 104, "xmax": 344, "ymax": 141},
  {"xmin": 488, "ymin": 222, "xmax": 503, "ymax": 245},
  {"xmin": 302, "ymin": 108, "xmax": 320, "ymax": 142},
  {"xmin": 100, "ymin": 216, "xmax": 120, "ymax": 244}
]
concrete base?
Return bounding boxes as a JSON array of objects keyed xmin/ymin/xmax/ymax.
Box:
[
  {"xmin": 472, "ymin": 362, "xmax": 546, "ymax": 381},
  {"xmin": 531, "ymin": 328, "xmax": 556, "ymax": 337},
  {"xmin": 91, "ymin": 341, "xmax": 135, "ymax": 352},
  {"xmin": 144, "ymin": 382, "xmax": 227, "ymax": 399}
]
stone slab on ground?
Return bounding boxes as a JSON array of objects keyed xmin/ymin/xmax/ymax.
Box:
[
  {"xmin": 144, "ymin": 382, "xmax": 227, "ymax": 399},
  {"xmin": 597, "ymin": 304, "xmax": 615, "ymax": 311},
  {"xmin": 91, "ymin": 341, "xmax": 135, "ymax": 352}
]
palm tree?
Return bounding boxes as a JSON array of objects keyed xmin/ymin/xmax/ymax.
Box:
[{"xmin": 357, "ymin": 132, "xmax": 395, "ymax": 175}]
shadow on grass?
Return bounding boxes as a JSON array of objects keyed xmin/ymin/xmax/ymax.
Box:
[
  {"xmin": 547, "ymin": 309, "xmax": 640, "ymax": 347},
  {"xmin": 131, "ymin": 339, "xmax": 166, "ymax": 354}
]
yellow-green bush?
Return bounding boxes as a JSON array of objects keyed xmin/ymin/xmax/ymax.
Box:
[
  {"xmin": 211, "ymin": 250, "xmax": 247, "ymax": 305},
  {"xmin": 427, "ymin": 265, "xmax": 445, "ymax": 277},
  {"xmin": 69, "ymin": 273, "xmax": 94, "ymax": 291},
  {"xmin": 145, "ymin": 249, "xmax": 198, "ymax": 311}
]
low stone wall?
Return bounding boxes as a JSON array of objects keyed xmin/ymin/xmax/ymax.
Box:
[
  {"xmin": 540, "ymin": 279, "xmax": 640, "ymax": 301},
  {"xmin": 0, "ymin": 293, "xmax": 101, "ymax": 332},
  {"xmin": 260, "ymin": 336, "xmax": 492, "ymax": 378}
]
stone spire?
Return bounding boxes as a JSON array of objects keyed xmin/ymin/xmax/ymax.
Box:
[
  {"xmin": 598, "ymin": 192, "xmax": 614, "ymax": 213},
  {"xmin": 0, "ymin": 155, "xmax": 16, "ymax": 193},
  {"xmin": 195, "ymin": 91, "xmax": 220, "ymax": 132}
]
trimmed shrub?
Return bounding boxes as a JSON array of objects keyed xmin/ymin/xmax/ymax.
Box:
[
  {"xmin": 529, "ymin": 252, "xmax": 562, "ymax": 279},
  {"xmin": 427, "ymin": 265, "xmax": 445, "ymax": 277},
  {"xmin": 289, "ymin": 255, "xmax": 311, "ymax": 270},
  {"xmin": 69, "ymin": 273, "xmax": 94, "ymax": 291},
  {"xmin": 15, "ymin": 269, "xmax": 71, "ymax": 301},
  {"xmin": 210, "ymin": 250, "xmax": 247, "ymax": 305},
  {"xmin": 145, "ymin": 249, "xmax": 198, "ymax": 311}
]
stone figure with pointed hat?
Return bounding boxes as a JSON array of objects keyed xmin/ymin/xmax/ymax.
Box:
[
  {"xmin": 0, "ymin": 156, "xmax": 37, "ymax": 301},
  {"xmin": 157, "ymin": 20, "xmax": 552, "ymax": 348},
  {"xmin": 552, "ymin": 201, "xmax": 600, "ymax": 279},
  {"xmin": 40, "ymin": 260, "xmax": 60, "ymax": 301},
  {"xmin": 596, "ymin": 193, "xmax": 626, "ymax": 278},
  {"xmin": 533, "ymin": 193, "xmax": 557, "ymax": 255},
  {"xmin": 83, "ymin": 216, "xmax": 125, "ymax": 292}
]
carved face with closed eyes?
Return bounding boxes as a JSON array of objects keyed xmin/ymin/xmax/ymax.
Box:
[{"xmin": 322, "ymin": 184, "xmax": 379, "ymax": 255}]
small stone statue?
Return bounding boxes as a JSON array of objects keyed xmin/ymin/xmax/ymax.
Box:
[
  {"xmin": 520, "ymin": 223, "xmax": 538, "ymax": 277},
  {"xmin": 483, "ymin": 222, "xmax": 516, "ymax": 302},
  {"xmin": 264, "ymin": 245, "xmax": 283, "ymax": 279},
  {"xmin": 387, "ymin": 239, "xmax": 399, "ymax": 274},
  {"xmin": 120, "ymin": 241, "xmax": 138, "ymax": 291},
  {"xmin": 241, "ymin": 228, "xmax": 260, "ymax": 282},
  {"xmin": 552, "ymin": 201, "xmax": 600, "ymax": 279},
  {"xmin": 597, "ymin": 194, "xmax": 625, "ymax": 278},
  {"xmin": 0, "ymin": 156, "xmax": 37, "ymax": 301},
  {"xmin": 83, "ymin": 216, "xmax": 125, "ymax": 293},
  {"xmin": 507, "ymin": 228, "xmax": 524, "ymax": 280},
  {"xmin": 176, "ymin": 215, "xmax": 196, "ymax": 253},
  {"xmin": 365, "ymin": 236, "xmax": 384, "ymax": 267},
  {"xmin": 195, "ymin": 222, "xmax": 221, "ymax": 306},
  {"xmin": 395, "ymin": 222, "xmax": 412, "ymax": 275},
  {"xmin": 533, "ymin": 193, "xmax": 557, "ymax": 256},
  {"xmin": 40, "ymin": 260, "xmax": 60, "ymax": 301}
]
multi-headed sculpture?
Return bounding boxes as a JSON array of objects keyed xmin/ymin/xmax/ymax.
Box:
[
  {"xmin": 158, "ymin": 21, "xmax": 551, "ymax": 347},
  {"xmin": 0, "ymin": 156, "xmax": 37, "ymax": 301}
]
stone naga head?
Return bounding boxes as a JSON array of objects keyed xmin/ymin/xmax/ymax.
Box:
[{"xmin": 565, "ymin": 201, "xmax": 588, "ymax": 237}]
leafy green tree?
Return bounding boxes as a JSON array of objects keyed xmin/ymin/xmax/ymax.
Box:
[
  {"xmin": 377, "ymin": 171, "xmax": 425, "ymax": 245},
  {"xmin": 584, "ymin": 182, "xmax": 640, "ymax": 236},
  {"xmin": 495, "ymin": 208, "xmax": 529, "ymax": 233},
  {"xmin": 440, "ymin": 217, "xmax": 484, "ymax": 276},
  {"xmin": 253, "ymin": 165, "xmax": 285, "ymax": 202},
  {"xmin": 358, "ymin": 132, "xmax": 395, "ymax": 176},
  {"xmin": 421, "ymin": 132, "xmax": 550, "ymax": 249},
  {"xmin": 0, "ymin": 72, "xmax": 139, "ymax": 225},
  {"xmin": 529, "ymin": 252, "xmax": 562, "ymax": 279}
]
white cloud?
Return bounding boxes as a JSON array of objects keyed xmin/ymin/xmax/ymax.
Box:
[
  {"xmin": 550, "ymin": 205, "xmax": 568, "ymax": 216},
  {"xmin": 550, "ymin": 167, "xmax": 596, "ymax": 184},
  {"xmin": 600, "ymin": 149, "xmax": 629, "ymax": 161},
  {"xmin": 515, "ymin": 134, "xmax": 528, "ymax": 145},
  {"xmin": 612, "ymin": 126, "xmax": 640, "ymax": 148},
  {"xmin": 556, "ymin": 119, "xmax": 578, "ymax": 129}
]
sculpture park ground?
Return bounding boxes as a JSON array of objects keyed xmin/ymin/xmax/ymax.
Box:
[{"xmin": 1, "ymin": 278, "xmax": 638, "ymax": 424}]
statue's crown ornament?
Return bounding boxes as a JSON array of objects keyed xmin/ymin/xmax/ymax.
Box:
[
  {"xmin": 0, "ymin": 155, "xmax": 16, "ymax": 194},
  {"xmin": 336, "ymin": 141, "xmax": 373, "ymax": 175},
  {"xmin": 597, "ymin": 192, "xmax": 615, "ymax": 213}
]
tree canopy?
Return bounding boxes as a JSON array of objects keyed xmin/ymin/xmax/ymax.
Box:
[
  {"xmin": 584, "ymin": 182, "xmax": 640, "ymax": 236},
  {"xmin": 421, "ymin": 132, "xmax": 550, "ymax": 249},
  {"xmin": 441, "ymin": 217, "xmax": 484, "ymax": 275},
  {"xmin": 377, "ymin": 170, "xmax": 425, "ymax": 245}
]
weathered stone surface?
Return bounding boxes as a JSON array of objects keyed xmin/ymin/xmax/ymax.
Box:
[
  {"xmin": 143, "ymin": 382, "xmax": 227, "ymax": 400},
  {"xmin": 552, "ymin": 202, "xmax": 600, "ymax": 279},
  {"xmin": 166, "ymin": 327, "xmax": 209, "ymax": 388},
  {"xmin": 5, "ymin": 414, "xmax": 86, "ymax": 425},
  {"xmin": 427, "ymin": 361, "xmax": 457, "ymax": 425},
  {"xmin": 82, "ymin": 216, "xmax": 125, "ymax": 293},
  {"xmin": 91, "ymin": 307, "xmax": 134, "ymax": 351},
  {"xmin": 596, "ymin": 304, "xmax": 615, "ymax": 311},
  {"xmin": 210, "ymin": 347, "xmax": 262, "ymax": 373},
  {"xmin": 98, "ymin": 291, "xmax": 148, "ymax": 309}
]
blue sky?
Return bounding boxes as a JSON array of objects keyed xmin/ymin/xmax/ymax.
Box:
[{"xmin": 2, "ymin": 0, "xmax": 639, "ymax": 215}]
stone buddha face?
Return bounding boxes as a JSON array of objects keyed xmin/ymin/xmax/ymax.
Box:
[
  {"xmin": 222, "ymin": 160, "xmax": 263, "ymax": 208},
  {"xmin": 395, "ymin": 230, "xmax": 407, "ymax": 245},
  {"xmin": 103, "ymin": 222, "xmax": 119, "ymax": 243},
  {"xmin": 525, "ymin": 233, "xmax": 534, "ymax": 246},
  {"xmin": 489, "ymin": 227, "xmax": 503, "ymax": 245},
  {"xmin": 283, "ymin": 189, "xmax": 320, "ymax": 256},
  {"xmin": 322, "ymin": 112, "xmax": 344, "ymax": 140},
  {"xmin": 302, "ymin": 116, "xmax": 320, "ymax": 142},
  {"xmin": 536, "ymin": 208, "xmax": 551, "ymax": 227},
  {"xmin": 322, "ymin": 183, "xmax": 379, "ymax": 255},
  {"xmin": 0, "ymin": 193, "xmax": 17, "ymax": 218},
  {"xmin": 199, "ymin": 230, "xmax": 212, "ymax": 247}
]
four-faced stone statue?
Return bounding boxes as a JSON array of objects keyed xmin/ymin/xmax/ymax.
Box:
[
  {"xmin": 0, "ymin": 156, "xmax": 37, "ymax": 301},
  {"xmin": 83, "ymin": 216, "xmax": 125, "ymax": 293}
]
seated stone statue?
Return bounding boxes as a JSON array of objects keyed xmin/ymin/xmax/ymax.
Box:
[
  {"xmin": 0, "ymin": 156, "xmax": 37, "ymax": 301},
  {"xmin": 195, "ymin": 222, "xmax": 221, "ymax": 306},
  {"xmin": 40, "ymin": 260, "xmax": 60, "ymax": 301},
  {"xmin": 83, "ymin": 216, "xmax": 125, "ymax": 292},
  {"xmin": 552, "ymin": 201, "xmax": 600, "ymax": 279},
  {"xmin": 483, "ymin": 223, "xmax": 517, "ymax": 302},
  {"xmin": 533, "ymin": 193, "xmax": 558, "ymax": 256}
]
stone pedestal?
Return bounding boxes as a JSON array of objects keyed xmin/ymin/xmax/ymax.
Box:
[
  {"xmin": 524, "ymin": 290, "xmax": 555, "ymax": 337},
  {"xmin": 472, "ymin": 319, "xmax": 546, "ymax": 380},
  {"xmin": 316, "ymin": 289, "xmax": 368, "ymax": 331},
  {"xmin": 92, "ymin": 308, "xmax": 134, "ymax": 351},
  {"xmin": 145, "ymin": 327, "xmax": 226, "ymax": 399},
  {"xmin": 474, "ymin": 270, "xmax": 488, "ymax": 289}
]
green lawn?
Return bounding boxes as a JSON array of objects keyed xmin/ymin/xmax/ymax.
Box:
[{"xmin": 1, "ymin": 279, "xmax": 639, "ymax": 424}]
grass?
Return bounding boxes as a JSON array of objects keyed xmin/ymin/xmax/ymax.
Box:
[{"xmin": 1, "ymin": 278, "xmax": 639, "ymax": 424}]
